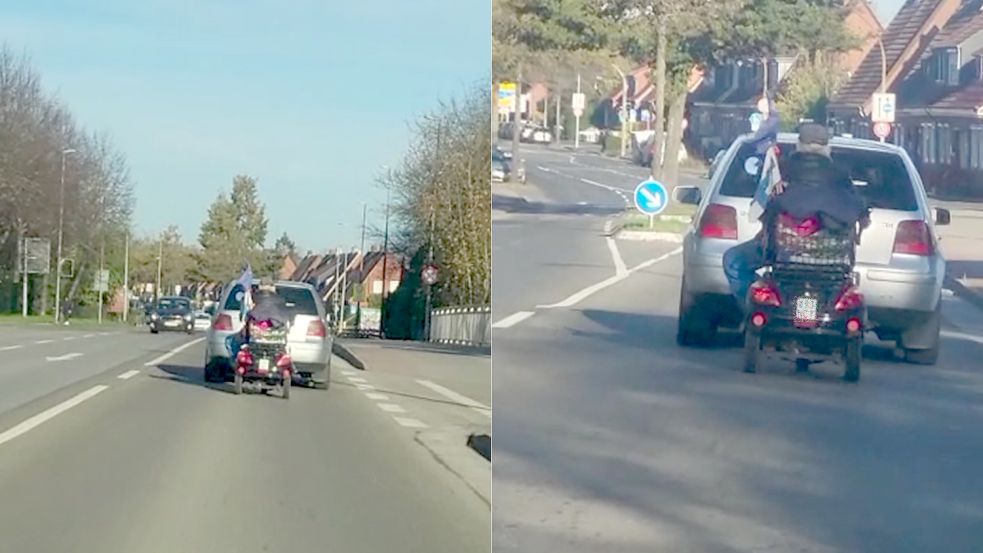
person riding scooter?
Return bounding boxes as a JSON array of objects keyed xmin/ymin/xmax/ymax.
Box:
[
  {"xmin": 226, "ymin": 284, "xmax": 290, "ymax": 356},
  {"xmin": 723, "ymin": 123, "xmax": 869, "ymax": 309}
]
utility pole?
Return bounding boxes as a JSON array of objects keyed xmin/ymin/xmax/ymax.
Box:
[
  {"xmin": 54, "ymin": 148, "xmax": 76, "ymax": 324},
  {"xmin": 574, "ymin": 73, "xmax": 582, "ymax": 150},
  {"xmin": 512, "ymin": 62, "xmax": 522, "ymax": 158},
  {"xmin": 356, "ymin": 203, "xmax": 367, "ymax": 331},
  {"xmin": 554, "ymin": 92, "xmax": 561, "ymax": 144},
  {"xmin": 333, "ymin": 247, "xmax": 341, "ymax": 326},
  {"xmin": 878, "ymin": 38, "xmax": 888, "ymax": 143},
  {"xmin": 21, "ymin": 236, "xmax": 28, "ymax": 318},
  {"xmin": 155, "ymin": 238, "xmax": 163, "ymax": 302},
  {"xmin": 98, "ymin": 241, "xmax": 104, "ymax": 324},
  {"xmin": 424, "ymin": 209, "xmax": 435, "ymax": 341},
  {"xmin": 613, "ymin": 65, "xmax": 629, "ymax": 159},
  {"xmin": 340, "ymin": 248, "xmax": 349, "ymax": 333},
  {"xmin": 380, "ymin": 187, "xmax": 391, "ymax": 339},
  {"xmin": 122, "ymin": 232, "xmax": 130, "ymax": 323}
]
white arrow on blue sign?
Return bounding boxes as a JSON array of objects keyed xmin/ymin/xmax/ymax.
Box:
[{"xmin": 633, "ymin": 179, "xmax": 669, "ymax": 216}]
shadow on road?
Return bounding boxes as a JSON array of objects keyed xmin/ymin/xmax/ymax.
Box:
[
  {"xmin": 492, "ymin": 194, "xmax": 623, "ymax": 217},
  {"xmin": 150, "ymin": 363, "xmax": 239, "ymax": 395},
  {"xmin": 494, "ymin": 307, "xmax": 983, "ymax": 552}
]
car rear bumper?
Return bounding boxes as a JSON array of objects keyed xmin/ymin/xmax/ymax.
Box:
[{"xmin": 287, "ymin": 339, "xmax": 332, "ymax": 375}]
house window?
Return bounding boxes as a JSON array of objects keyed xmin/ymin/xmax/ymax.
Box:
[
  {"xmin": 972, "ymin": 127, "xmax": 983, "ymax": 169},
  {"xmin": 894, "ymin": 123, "xmax": 904, "ymax": 148},
  {"xmin": 922, "ymin": 123, "xmax": 936, "ymax": 164},
  {"xmin": 928, "ymin": 47, "xmax": 961, "ymax": 86},
  {"xmin": 956, "ymin": 129, "xmax": 970, "ymax": 169}
]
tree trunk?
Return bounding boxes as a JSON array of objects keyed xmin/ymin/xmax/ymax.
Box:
[
  {"xmin": 512, "ymin": 63, "xmax": 522, "ymax": 157},
  {"xmin": 663, "ymin": 88, "xmax": 688, "ymax": 199},
  {"xmin": 40, "ymin": 270, "xmax": 49, "ymax": 316},
  {"xmin": 650, "ymin": 14, "xmax": 668, "ymax": 180}
]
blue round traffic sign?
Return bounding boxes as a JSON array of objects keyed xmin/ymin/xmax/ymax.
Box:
[{"xmin": 633, "ymin": 179, "xmax": 668, "ymax": 216}]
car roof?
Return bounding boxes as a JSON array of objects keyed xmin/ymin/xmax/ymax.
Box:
[
  {"xmin": 738, "ymin": 132, "xmax": 905, "ymax": 155},
  {"xmin": 274, "ymin": 280, "xmax": 316, "ymax": 292}
]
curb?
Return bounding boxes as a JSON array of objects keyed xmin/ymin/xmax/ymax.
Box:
[
  {"xmin": 332, "ymin": 340, "xmax": 366, "ymax": 371},
  {"xmin": 945, "ymin": 275, "xmax": 983, "ymax": 312}
]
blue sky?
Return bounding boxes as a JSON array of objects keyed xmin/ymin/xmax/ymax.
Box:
[
  {"xmin": 872, "ymin": 0, "xmax": 906, "ymax": 25},
  {"xmin": 0, "ymin": 1, "xmax": 490, "ymax": 252}
]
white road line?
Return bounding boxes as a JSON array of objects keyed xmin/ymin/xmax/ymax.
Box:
[
  {"xmin": 144, "ymin": 337, "xmax": 205, "ymax": 367},
  {"xmin": 472, "ymin": 407, "xmax": 493, "ymax": 418},
  {"xmin": 83, "ymin": 334, "xmax": 96, "ymax": 338},
  {"xmin": 35, "ymin": 339, "xmax": 53, "ymax": 344},
  {"xmin": 355, "ymin": 384, "xmax": 376, "ymax": 391},
  {"xmin": 0, "ymin": 385, "xmax": 109, "ymax": 447},
  {"xmin": 604, "ymin": 223, "xmax": 628, "ymax": 277},
  {"xmin": 416, "ymin": 380, "xmax": 491, "ymax": 411},
  {"xmin": 117, "ymin": 370, "xmax": 140, "ymax": 380},
  {"xmin": 537, "ymin": 247, "xmax": 682, "ymax": 309},
  {"xmin": 365, "ymin": 392, "xmax": 390, "ymax": 401},
  {"xmin": 341, "ymin": 370, "xmax": 357, "ymax": 376},
  {"xmin": 393, "ymin": 417, "xmax": 428, "ymax": 429},
  {"xmin": 347, "ymin": 376, "xmax": 368, "ymax": 383},
  {"xmin": 63, "ymin": 336, "xmax": 76, "ymax": 341},
  {"xmin": 942, "ymin": 329, "xmax": 983, "ymax": 345},
  {"xmin": 492, "ymin": 311, "xmax": 535, "ymax": 329},
  {"xmin": 378, "ymin": 403, "xmax": 407, "ymax": 414},
  {"xmin": 45, "ymin": 352, "xmax": 83, "ymax": 362},
  {"xmin": 0, "ymin": 345, "xmax": 23, "ymax": 351}
]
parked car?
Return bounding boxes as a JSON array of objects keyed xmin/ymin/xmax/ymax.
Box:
[
  {"xmin": 521, "ymin": 126, "xmax": 552, "ymax": 144},
  {"xmin": 204, "ymin": 280, "xmax": 334, "ymax": 388},
  {"xmin": 493, "ymin": 146, "xmax": 513, "ymax": 160},
  {"xmin": 492, "ymin": 157, "xmax": 511, "ymax": 182},
  {"xmin": 149, "ymin": 296, "xmax": 194, "ymax": 334},
  {"xmin": 674, "ymin": 133, "xmax": 950, "ymax": 365},
  {"xmin": 193, "ymin": 310, "xmax": 212, "ymax": 331}
]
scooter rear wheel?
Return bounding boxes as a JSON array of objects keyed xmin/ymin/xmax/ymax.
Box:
[
  {"xmin": 743, "ymin": 332, "xmax": 761, "ymax": 374},
  {"xmin": 234, "ymin": 373, "xmax": 243, "ymax": 395},
  {"xmin": 844, "ymin": 338, "xmax": 861, "ymax": 382},
  {"xmin": 282, "ymin": 373, "xmax": 291, "ymax": 399}
]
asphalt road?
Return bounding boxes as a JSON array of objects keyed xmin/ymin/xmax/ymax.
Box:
[
  {"xmin": 493, "ymin": 144, "xmax": 983, "ymax": 552},
  {"xmin": 0, "ymin": 324, "xmax": 489, "ymax": 552}
]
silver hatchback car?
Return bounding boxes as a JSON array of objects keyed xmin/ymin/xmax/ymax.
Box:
[
  {"xmin": 204, "ymin": 280, "xmax": 334, "ymax": 387},
  {"xmin": 674, "ymin": 133, "xmax": 950, "ymax": 365}
]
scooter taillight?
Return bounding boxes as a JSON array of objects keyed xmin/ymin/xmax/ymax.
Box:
[
  {"xmin": 236, "ymin": 349, "xmax": 253, "ymax": 367},
  {"xmin": 834, "ymin": 285, "xmax": 864, "ymax": 312},
  {"xmin": 276, "ymin": 353, "xmax": 292, "ymax": 370},
  {"xmin": 750, "ymin": 281, "xmax": 782, "ymax": 307}
]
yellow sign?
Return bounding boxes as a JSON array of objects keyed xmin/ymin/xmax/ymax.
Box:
[{"xmin": 498, "ymin": 82, "xmax": 517, "ymax": 111}]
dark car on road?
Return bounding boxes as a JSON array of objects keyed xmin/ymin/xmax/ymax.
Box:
[{"xmin": 149, "ymin": 296, "xmax": 194, "ymax": 334}]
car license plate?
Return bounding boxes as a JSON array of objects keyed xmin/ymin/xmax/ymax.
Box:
[
  {"xmin": 258, "ymin": 358, "xmax": 270, "ymax": 373},
  {"xmin": 164, "ymin": 320, "xmax": 180, "ymax": 327},
  {"xmin": 795, "ymin": 297, "xmax": 818, "ymax": 321}
]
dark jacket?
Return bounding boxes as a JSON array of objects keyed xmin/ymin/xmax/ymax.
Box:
[
  {"xmin": 763, "ymin": 152, "xmax": 869, "ymax": 230},
  {"xmin": 748, "ymin": 102, "xmax": 780, "ymax": 156},
  {"xmin": 247, "ymin": 291, "xmax": 290, "ymax": 327}
]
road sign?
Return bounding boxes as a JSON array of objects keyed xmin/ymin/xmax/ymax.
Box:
[
  {"xmin": 498, "ymin": 82, "xmax": 517, "ymax": 114},
  {"xmin": 873, "ymin": 121, "xmax": 892, "ymax": 140},
  {"xmin": 93, "ymin": 269, "xmax": 110, "ymax": 293},
  {"xmin": 633, "ymin": 179, "xmax": 669, "ymax": 216},
  {"xmin": 21, "ymin": 237, "xmax": 50, "ymax": 274},
  {"xmin": 749, "ymin": 112, "xmax": 763, "ymax": 132},
  {"xmin": 422, "ymin": 264, "xmax": 439, "ymax": 286},
  {"xmin": 872, "ymin": 92, "xmax": 896, "ymax": 123},
  {"xmin": 572, "ymin": 92, "xmax": 586, "ymax": 117}
]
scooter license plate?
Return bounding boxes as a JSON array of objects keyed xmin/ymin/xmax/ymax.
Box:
[
  {"xmin": 795, "ymin": 297, "xmax": 819, "ymax": 321},
  {"xmin": 258, "ymin": 358, "xmax": 270, "ymax": 373}
]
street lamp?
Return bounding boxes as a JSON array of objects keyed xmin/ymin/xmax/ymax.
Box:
[{"xmin": 54, "ymin": 147, "xmax": 77, "ymax": 324}]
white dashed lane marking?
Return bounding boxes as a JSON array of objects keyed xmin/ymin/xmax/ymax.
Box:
[
  {"xmin": 117, "ymin": 370, "xmax": 140, "ymax": 380},
  {"xmin": 35, "ymin": 339, "xmax": 53, "ymax": 345},
  {"xmin": 355, "ymin": 384, "xmax": 376, "ymax": 391},
  {"xmin": 393, "ymin": 417, "xmax": 428, "ymax": 429},
  {"xmin": 347, "ymin": 377, "xmax": 368, "ymax": 383},
  {"xmin": 0, "ymin": 345, "xmax": 22, "ymax": 351},
  {"xmin": 365, "ymin": 392, "xmax": 390, "ymax": 401},
  {"xmin": 378, "ymin": 403, "xmax": 407, "ymax": 414},
  {"xmin": 416, "ymin": 379, "xmax": 492, "ymax": 418},
  {"xmin": 0, "ymin": 385, "xmax": 109, "ymax": 447}
]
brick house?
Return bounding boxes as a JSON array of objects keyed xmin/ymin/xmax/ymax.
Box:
[
  {"xmin": 688, "ymin": 0, "xmax": 883, "ymax": 159},
  {"xmin": 829, "ymin": 0, "xmax": 983, "ymax": 198}
]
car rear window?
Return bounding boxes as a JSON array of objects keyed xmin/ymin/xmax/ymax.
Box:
[
  {"xmin": 158, "ymin": 297, "xmax": 190, "ymax": 309},
  {"xmin": 276, "ymin": 286, "xmax": 319, "ymax": 317},
  {"xmin": 719, "ymin": 142, "xmax": 919, "ymax": 211}
]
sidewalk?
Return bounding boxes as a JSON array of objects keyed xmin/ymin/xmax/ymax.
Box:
[
  {"xmin": 938, "ymin": 210, "xmax": 983, "ymax": 298},
  {"xmin": 336, "ymin": 338, "xmax": 491, "ymax": 503}
]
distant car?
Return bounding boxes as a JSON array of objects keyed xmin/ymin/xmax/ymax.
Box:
[
  {"xmin": 492, "ymin": 157, "xmax": 511, "ymax": 182},
  {"xmin": 493, "ymin": 146, "xmax": 513, "ymax": 161},
  {"xmin": 149, "ymin": 296, "xmax": 194, "ymax": 334},
  {"xmin": 204, "ymin": 281, "xmax": 334, "ymax": 388},
  {"xmin": 521, "ymin": 126, "xmax": 552, "ymax": 144},
  {"xmin": 193, "ymin": 310, "xmax": 212, "ymax": 331}
]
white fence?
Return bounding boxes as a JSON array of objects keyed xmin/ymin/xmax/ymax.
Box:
[{"xmin": 430, "ymin": 305, "xmax": 491, "ymax": 347}]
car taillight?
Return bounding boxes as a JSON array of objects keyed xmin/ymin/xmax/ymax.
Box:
[
  {"xmin": 834, "ymin": 285, "xmax": 864, "ymax": 312},
  {"xmin": 213, "ymin": 314, "xmax": 233, "ymax": 331},
  {"xmin": 307, "ymin": 320, "xmax": 327, "ymax": 338},
  {"xmin": 893, "ymin": 220, "xmax": 933, "ymax": 256},
  {"xmin": 699, "ymin": 204, "xmax": 738, "ymax": 239},
  {"xmin": 750, "ymin": 281, "xmax": 781, "ymax": 306}
]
